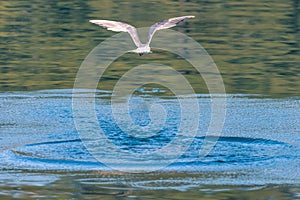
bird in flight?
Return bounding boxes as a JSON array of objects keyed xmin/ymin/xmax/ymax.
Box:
[{"xmin": 89, "ymin": 16, "xmax": 195, "ymax": 56}]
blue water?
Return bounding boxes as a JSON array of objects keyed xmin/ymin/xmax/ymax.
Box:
[{"xmin": 0, "ymin": 89, "xmax": 299, "ymax": 187}]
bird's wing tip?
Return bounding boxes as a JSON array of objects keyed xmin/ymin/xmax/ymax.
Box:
[
  {"xmin": 168, "ymin": 15, "xmax": 195, "ymax": 21},
  {"xmin": 89, "ymin": 19, "xmax": 110, "ymax": 23}
]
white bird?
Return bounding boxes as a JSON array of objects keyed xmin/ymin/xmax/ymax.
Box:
[{"xmin": 89, "ymin": 16, "xmax": 195, "ymax": 56}]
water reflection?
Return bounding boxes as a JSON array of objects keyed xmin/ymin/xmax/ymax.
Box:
[
  {"xmin": 0, "ymin": 0, "xmax": 299, "ymax": 96},
  {"xmin": 293, "ymin": 0, "xmax": 300, "ymax": 50}
]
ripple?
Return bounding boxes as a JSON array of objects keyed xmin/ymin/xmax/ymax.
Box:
[
  {"xmin": 0, "ymin": 90, "xmax": 299, "ymax": 186},
  {"xmin": 7, "ymin": 136, "xmax": 300, "ymax": 174}
]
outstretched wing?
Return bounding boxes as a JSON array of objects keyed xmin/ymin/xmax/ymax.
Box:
[
  {"xmin": 147, "ymin": 16, "xmax": 195, "ymax": 45},
  {"xmin": 89, "ymin": 20, "xmax": 142, "ymax": 47}
]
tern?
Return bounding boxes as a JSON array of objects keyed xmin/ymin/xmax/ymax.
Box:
[{"xmin": 89, "ymin": 16, "xmax": 195, "ymax": 56}]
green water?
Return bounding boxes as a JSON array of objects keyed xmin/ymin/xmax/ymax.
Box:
[{"xmin": 1, "ymin": 0, "xmax": 299, "ymax": 96}]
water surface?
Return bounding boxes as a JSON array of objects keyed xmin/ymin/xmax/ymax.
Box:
[
  {"xmin": 1, "ymin": 0, "xmax": 300, "ymax": 199},
  {"xmin": 1, "ymin": 0, "xmax": 299, "ymax": 95},
  {"xmin": 0, "ymin": 90, "xmax": 299, "ymax": 199}
]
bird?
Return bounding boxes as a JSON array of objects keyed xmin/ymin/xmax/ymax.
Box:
[{"xmin": 89, "ymin": 16, "xmax": 195, "ymax": 56}]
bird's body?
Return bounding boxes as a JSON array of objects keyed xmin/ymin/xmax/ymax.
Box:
[
  {"xmin": 89, "ymin": 16, "xmax": 195, "ymax": 55},
  {"xmin": 128, "ymin": 45, "xmax": 151, "ymax": 56}
]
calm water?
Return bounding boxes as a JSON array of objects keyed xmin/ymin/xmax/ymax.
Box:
[
  {"xmin": 1, "ymin": 0, "xmax": 299, "ymax": 95},
  {"xmin": 1, "ymin": 0, "xmax": 300, "ymax": 199}
]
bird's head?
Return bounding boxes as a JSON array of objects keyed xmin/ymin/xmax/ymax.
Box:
[{"xmin": 139, "ymin": 50, "xmax": 152, "ymax": 56}]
